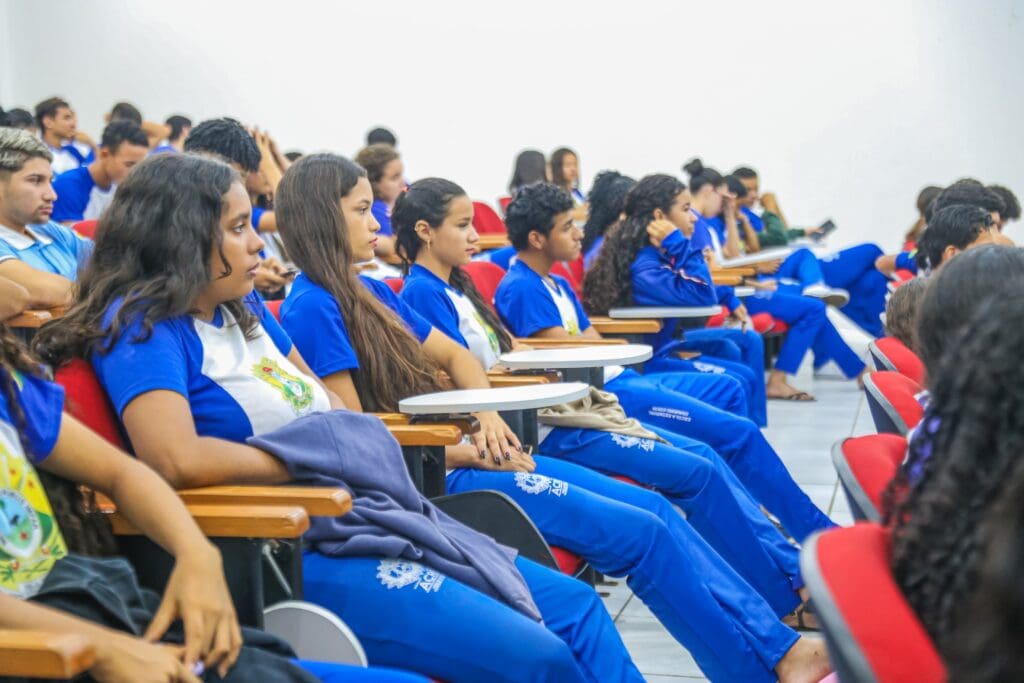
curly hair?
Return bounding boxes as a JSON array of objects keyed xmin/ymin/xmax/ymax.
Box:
[
  {"xmin": 988, "ymin": 184, "xmax": 1020, "ymax": 222},
  {"xmin": 0, "ymin": 326, "xmax": 116, "ymax": 556},
  {"xmin": 924, "ymin": 180, "xmax": 1005, "ymax": 223},
  {"xmin": 504, "ymin": 182, "xmax": 574, "ymax": 251},
  {"xmin": 183, "ymin": 118, "xmax": 261, "ymax": 173},
  {"xmin": 581, "ymin": 170, "xmax": 636, "ymax": 254},
  {"xmin": 915, "ymin": 204, "xmax": 993, "ymax": 271},
  {"xmin": 583, "ymin": 174, "xmax": 686, "ymax": 315},
  {"xmin": 393, "ymin": 178, "xmax": 514, "ymax": 354},
  {"xmin": 885, "ymin": 294, "xmax": 1024, "ymax": 653},
  {"xmin": 275, "ymin": 154, "xmax": 444, "ymax": 412},
  {"xmin": 946, "ymin": 459, "xmax": 1024, "ymax": 682},
  {"xmin": 34, "ymin": 153, "xmax": 257, "ymax": 368}
]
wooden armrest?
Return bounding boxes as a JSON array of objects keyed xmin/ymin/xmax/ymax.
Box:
[
  {"xmin": 373, "ymin": 412, "xmax": 480, "ymax": 435},
  {"xmin": 589, "ymin": 316, "xmax": 662, "ymax": 334},
  {"xmin": 711, "ymin": 274, "xmax": 743, "ymax": 286},
  {"xmin": 487, "ymin": 371, "xmax": 554, "ymax": 387},
  {"xmin": 178, "ymin": 486, "xmax": 351, "ymax": 517},
  {"xmin": 373, "ymin": 412, "xmax": 409, "ymax": 425},
  {"xmin": 711, "ymin": 267, "xmax": 756, "ymax": 277},
  {"xmin": 517, "ymin": 337, "xmax": 628, "ymax": 347},
  {"xmin": 387, "ymin": 423, "xmax": 463, "ymax": 446},
  {"xmin": 6, "ymin": 308, "xmax": 65, "ymax": 329},
  {"xmin": 109, "ymin": 504, "xmax": 310, "ymax": 538},
  {"xmin": 0, "ymin": 631, "xmax": 95, "ymax": 678},
  {"xmin": 474, "ymin": 234, "xmax": 511, "ymax": 251}
]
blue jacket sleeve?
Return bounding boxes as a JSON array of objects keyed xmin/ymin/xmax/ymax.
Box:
[{"xmin": 630, "ymin": 244, "xmax": 717, "ymax": 307}]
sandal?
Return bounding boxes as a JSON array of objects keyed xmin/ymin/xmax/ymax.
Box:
[
  {"xmin": 768, "ymin": 391, "xmax": 816, "ymax": 402},
  {"xmin": 782, "ymin": 601, "xmax": 820, "ymax": 631}
]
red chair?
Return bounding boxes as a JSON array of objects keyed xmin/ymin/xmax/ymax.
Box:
[
  {"xmin": 497, "ymin": 196, "xmax": 512, "ymax": 215},
  {"xmin": 461, "ymin": 261, "xmax": 507, "ymax": 311},
  {"xmin": 863, "ymin": 371, "xmax": 924, "ymax": 436},
  {"xmin": 831, "ymin": 434, "xmax": 907, "ymax": 522},
  {"xmin": 265, "ymin": 299, "xmax": 284, "ymax": 322},
  {"xmin": 73, "ymin": 220, "xmax": 99, "ymax": 240},
  {"xmin": 869, "ymin": 337, "xmax": 925, "ymax": 386},
  {"xmin": 384, "ymin": 278, "xmax": 404, "ymax": 295},
  {"xmin": 550, "ymin": 260, "xmax": 582, "ymax": 300},
  {"xmin": 55, "ymin": 359, "xmax": 128, "ymax": 449},
  {"xmin": 800, "ymin": 524, "xmax": 945, "ymax": 683},
  {"xmin": 471, "ymin": 202, "xmax": 508, "ymax": 235}
]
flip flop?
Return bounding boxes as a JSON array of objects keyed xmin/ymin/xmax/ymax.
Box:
[
  {"xmin": 768, "ymin": 391, "xmax": 816, "ymax": 402},
  {"xmin": 782, "ymin": 601, "xmax": 820, "ymax": 631}
]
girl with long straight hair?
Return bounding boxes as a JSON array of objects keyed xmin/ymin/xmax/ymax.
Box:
[
  {"xmin": 35, "ymin": 152, "xmax": 628, "ymax": 683},
  {"xmin": 275, "ymin": 161, "xmax": 832, "ymax": 683}
]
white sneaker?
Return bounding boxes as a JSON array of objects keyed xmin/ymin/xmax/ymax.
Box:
[{"xmin": 803, "ymin": 284, "xmax": 850, "ymax": 308}]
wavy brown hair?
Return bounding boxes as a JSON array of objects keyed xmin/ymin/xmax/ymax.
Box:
[{"xmin": 275, "ymin": 154, "xmax": 443, "ymax": 412}]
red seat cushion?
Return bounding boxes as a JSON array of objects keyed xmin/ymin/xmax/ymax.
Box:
[
  {"xmin": 550, "ymin": 546, "xmax": 585, "ymax": 576},
  {"xmin": 461, "ymin": 261, "xmax": 507, "ymax": 312},
  {"xmin": 73, "ymin": 220, "xmax": 99, "ymax": 239},
  {"xmin": 54, "ymin": 359, "xmax": 127, "ymax": 449},
  {"xmin": 264, "ymin": 298, "xmax": 283, "ymax": 322},
  {"xmin": 471, "ymin": 202, "xmax": 508, "ymax": 235},
  {"xmin": 384, "ymin": 278, "xmax": 404, "ymax": 295},
  {"xmin": 839, "ymin": 434, "xmax": 907, "ymax": 515},
  {"xmin": 806, "ymin": 524, "xmax": 945, "ymax": 682},
  {"xmin": 873, "ymin": 337, "xmax": 925, "ymax": 386},
  {"xmin": 866, "ymin": 371, "xmax": 924, "ymax": 433}
]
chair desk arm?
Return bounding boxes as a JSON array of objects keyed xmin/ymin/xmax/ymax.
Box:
[
  {"xmin": 7, "ymin": 308, "xmax": 66, "ymax": 329},
  {"xmin": 589, "ymin": 316, "xmax": 663, "ymax": 334},
  {"xmin": 109, "ymin": 504, "xmax": 310, "ymax": 538},
  {"xmin": 177, "ymin": 486, "xmax": 352, "ymax": 517},
  {"xmin": 711, "ymin": 274, "xmax": 744, "ymax": 286},
  {"xmin": 0, "ymin": 631, "xmax": 95, "ymax": 679},
  {"xmin": 517, "ymin": 337, "xmax": 628, "ymax": 347},
  {"xmin": 387, "ymin": 423, "xmax": 464, "ymax": 446},
  {"xmin": 474, "ymin": 234, "xmax": 511, "ymax": 251},
  {"xmin": 487, "ymin": 371, "xmax": 554, "ymax": 387},
  {"xmin": 710, "ymin": 267, "xmax": 756, "ymax": 277}
]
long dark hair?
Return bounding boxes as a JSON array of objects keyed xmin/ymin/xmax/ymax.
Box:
[
  {"xmin": 581, "ymin": 170, "xmax": 636, "ymax": 254},
  {"xmin": 393, "ymin": 178, "xmax": 514, "ymax": 353},
  {"xmin": 508, "ymin": 150, "xmax": 547, "ymax": 194},
  {"xmin": 885, "ymin": 294, "xmax": 1024, "ymax": 652},
  {"xmin": 274, "ymin": 154, "xmax": 443, "ymax": 412},
  {"xmin": 549, "ymin": 147, "xmax": 577, "ymax": 193},
  {"xmin": 1, "ymin": 327, "xmax": 116, "ymax": 556},
  {"xmin": 34, "ymin": 153, "xmax": 256, "ymax": 368},
  {"xmin": 583, "ymin": 174, "xmax": 686, "ymax": 314}
]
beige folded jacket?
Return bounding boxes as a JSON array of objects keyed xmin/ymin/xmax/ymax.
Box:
[{"xmin": 537, "ymin": 387, "xmax": 667, "ymax": 443}]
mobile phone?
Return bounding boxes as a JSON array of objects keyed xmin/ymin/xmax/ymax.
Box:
[{"xmin": 282, "ymin": 268, "xmax": 299, "ymax": 278}]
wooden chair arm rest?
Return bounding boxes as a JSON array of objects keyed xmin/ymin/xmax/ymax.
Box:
[
  {"xmin": 474, "ymin": 234, "xmax": 511, "ymax": 251},
  {"xmin": 517, "ymin": 337, "xmax": 628, "ymax": 347},
  {"xmin": 6, "ymin": 308, "xmax": 66, "ymax": 329},
  {"xmin": 589, "ymin": 316, "xmax": 663, "ymax": 334},
  {"xmin": 373, "ymin": 412, "xmax": 409, "ymax": 425},
  {"xmin": 487, "ymin": 371, "xmax": 554, "ymax": 387},
  {"xmin": 177, "ymin": 486, "xmax": 351, "ymax": 517},
  {"xmin": 711, "ymin": 274, "xmax": 743, "ymax": 286},
  {"xmin": 711, "ymin": 267, "xmax": 756, "ymax": 277},
  {"xmin": 109, "ymin": 504, "xmax": 310, "ymax": 538},
  {"xmin": 0, "ymin": 631, "xmax": 95, "ymax": 678},
  {"xmin": 387, "ymin": 423, "xmax": 464, "ymax": 446}
]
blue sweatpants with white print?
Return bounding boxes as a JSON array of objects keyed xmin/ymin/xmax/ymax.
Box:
[
  {"xmin": 605, "ymin": 369, "xmax": 835, "ymax": 542},
  {"xmin": 303, "ymin": 553, "xmax": 640, "ymax": 683},
  {"xmin": 447, "ymin": 457, "xmax": 800, "ymax": 682},
  {"xmin": 611, "ymin": 367, "xmax": 748, "ymax": 417},
  {"xmin": 517, "ymin": 440, "xmax": 802, "ymax": 615},
  {"xmin": 775, "ymin": 247, "xmax": 827, "ymax": 288},
  {"xmin": 818, "ymin": 243, "xmax": 888, "ymax": 337},
  {"xmin": 656, "ymin": 327, "xmax": 768, "ymax": 426}
]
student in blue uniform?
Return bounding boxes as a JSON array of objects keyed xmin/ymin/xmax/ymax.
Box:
[
  {"xmin": 550, "ymin": 147, "xmax": 587, "ymax": 206},
  {"xmin": 271, "ymin": 160, "xmax": 831, "ymax": 682},
  {"xmin": 34, "ymin": 96, "xmax": 96, "ymax": 176},
  {"xmin": 0, "ymin": 128, "xmax": 93, "ymax": 308},
  {"xmin": 37, "ymin": 152, "xmax": 642, "ymax": 683},
  {"xmin": 495, "ymin": 182, "xmax": 833, "ymax": 543},
  {"xmin": 0, "ymin": 328, "xmax": 424, "ymax": 682},
  {"xmin": 392, "ymin": 177, "xmax": 814, "ymax": 616},
  {"xmin": 732, "ymin": 165, "xmax": 889, "ymax": 336},
  {"xmin": 580, "ymin": 170, "xmax": 636, "ymax": 270},
  {"xmin": 355, "ymin": 144, "xmax": 405, "ymax": 260},
  {"xmin": 51, "ymin": 121, "xmax": 150, "ymax": 224}
]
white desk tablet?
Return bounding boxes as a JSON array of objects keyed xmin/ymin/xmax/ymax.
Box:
[
  {"xmin": 399, "ymin": 382, "xmax": 591, "ymax": 414},
  {"xmin": 608, "ymin": 306, "xmax": 722, "ymax": 319},
  {"xmin": 497, "ymin": 344, "xmax": 653, "ymax": 370}
]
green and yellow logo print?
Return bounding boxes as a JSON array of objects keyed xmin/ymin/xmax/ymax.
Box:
[
  {"xmin": 252, "ymin": 357, "xmax": 315, "ymax": 414},
  {"xmin": 0, "ymin": 439, "xmax": 67, "ymax": 598}
]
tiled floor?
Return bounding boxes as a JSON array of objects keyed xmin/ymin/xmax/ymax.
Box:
[{"xmin": 603, "ymin": 311, "xmax": 873, "ymax": 681}]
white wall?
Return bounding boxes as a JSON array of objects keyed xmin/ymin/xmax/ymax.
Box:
[
  {"xmin": 5, "ymin": 0, "xmax": 1024, "ymax": 250},
  {"xmin": 0, "ymin": 0, "xmax": 13, "ymax": 107}
]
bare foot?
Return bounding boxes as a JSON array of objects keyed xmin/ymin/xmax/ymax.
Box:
[{"xmin": 776, "ymin": 636, "xmax": 832, "ymax": 683}]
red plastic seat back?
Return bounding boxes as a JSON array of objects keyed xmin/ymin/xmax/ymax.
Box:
[
  {"xmin": 73, "ymin": 220, "xmax": 99, "ymax": 239},
  {"xmin": 472, "ymin": 202, "xmax": 508, "ymax": 235},
  {"xmin": 870, "ymin": 337, "xmax": 925, "ymax": 386},
  {"xmin": 550, "ymin": 261, "xmax": 582, "ymax": 300},
  {"xmin": 497, "ymin": 196, "xmax": 512, "ymax": 215},
  {"xmin": 461, "ymin": 261, "xmax": 507, "ymax": 311},
  {"xmin": 864, "ymin": 371, "xmax": 924, "ymax": 436},
  {"xmin": 384, "ymin": 278, "xmax": 404, "ymax": 295},
  {"xmin": 54, "ymin": 359, "xmax": 128, "ymax": 449},
  {"xmin": 264, "ymin": 299, "xmax": 284, "ymax": 322},
  {"xmin": 801, "ymin": 524, "xmax": 945, "ymax": 683},
  {"xmin": 831, "ymin": 434, "xmax": 907, "ymax": 522}
]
